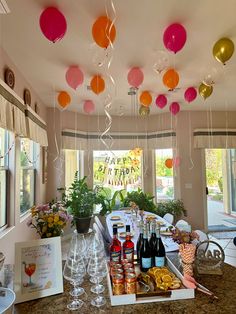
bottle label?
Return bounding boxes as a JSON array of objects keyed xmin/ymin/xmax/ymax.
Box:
[
  {"xmin": 155, "ymin": 256, "xmax": 165, "ymax": 267},
  {"xmin": 111, "ymin": 250, "xmax": 121, "ymax": 262},
  {"xmin": 141, "ymin": 257, "xmax": 152, "ymax": 269},
  {"xmin": 124, "ymin": 247, "xmax": 134, "ymax": 262}
]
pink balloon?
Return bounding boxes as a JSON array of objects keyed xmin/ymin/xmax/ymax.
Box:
[
  {"xmin": 173, "ymin": 157, "xmax": 181, "ymax": 168},
  {"xmin": 155, "ymin": 94, "xmax": 167, "ymax": 109},
  {"xmin": 169, "ymin": 102, "xmax": 180, "ymax": 115},
  {"xmin": 184, "ymin": 87, "xmax": 197, "ymax": 103},
  {"xmin": 83, "ymin": 100, "xmax": 95, "ymax": 114},
  {"xmin": 127, "ymin": 67, "xmax": 144, "ymax": 88},
  {"xmin": 39, "ymin": 7, "xmax": 67, "ymax": 43},
  {"xmin": 163, "ymin": 23, "xmax": 187, "ymax": 53},
  {"xmin": 66, "ymin": 66, "xmax": 84, "ymax": 90}
]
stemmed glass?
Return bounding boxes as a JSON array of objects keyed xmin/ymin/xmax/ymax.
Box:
[
  {"xmin": 87, "ymin": 253, "xmax": 108, "ymax": 307},
  {"xmin": 63, "ymin": 256, "xmax": 86, "ymax": 310}
]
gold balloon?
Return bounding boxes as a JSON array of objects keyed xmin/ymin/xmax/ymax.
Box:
[
  {"xmin": 198, "ymin": 83, "xmax": 213, "ymax": 100},
  {"xmin": 139, "ymin": 105, "xmax": 150, "ymax": 116},
  {"xmin": 213, "ymin": 38, "xmax": 234, "ymax": 65}
]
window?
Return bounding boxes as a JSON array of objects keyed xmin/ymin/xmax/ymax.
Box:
[
  {"xmin": 0, "ymin": 127, "xmax": 9, "ymax": 228},
  {"xmin": 155, "ymin": 149, "xmax": 174, "ymax": 201},
  {"xmin": 20, "ymin": 138, "xmax": 38, "ymax": 215},
  {"xmin": 64, "ymin": 150, "xmax": 83, "ymax": 189},
  {"xmin": 93, "ymin": 150, "xmax": 143, "ymax": 195}
]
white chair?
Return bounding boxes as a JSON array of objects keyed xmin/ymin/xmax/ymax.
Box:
[
  {"xmin": 192, "ymin": 229, "xmax": 209, "ymax": 252},
  {"xmin": 92, "ymin": 223, "xmax": 110, "ymax": 256},
  {"xmin": 94, "ymin": 215, "xmax": 110, "ymax": 242},
  {"xmin": 175, "ymin": 219, "xmax": 191, "ymax": 232},
  {"xmin": 163, "ymin": 213, "xmax": 174, "ymax": 225}
]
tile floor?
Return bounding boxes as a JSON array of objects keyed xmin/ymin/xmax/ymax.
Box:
[{"xmin": 209, "ymin": 235, "xmax": 236, "ymax": 267}]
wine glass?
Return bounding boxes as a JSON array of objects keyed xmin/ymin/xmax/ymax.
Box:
[
  {"xmin": 63, "ymin": 257, "xmax": 86, "ymax": 310},
  {"xmin": 87, "ymin": 255, "xmax": 108, "ymax": 307}
]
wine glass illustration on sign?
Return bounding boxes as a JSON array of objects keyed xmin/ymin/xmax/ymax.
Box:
[{"xmin": 23, "ymin": 262, "xmax": 36, "ymax": 286}]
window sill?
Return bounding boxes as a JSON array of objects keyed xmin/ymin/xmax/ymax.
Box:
[
  {"xmin": 0, "ymin": 226, "xmax": 15, "ymax": 240},
  {"xmin": 20, "ymin": 211, "xmax": 31, "ymax": 223}
]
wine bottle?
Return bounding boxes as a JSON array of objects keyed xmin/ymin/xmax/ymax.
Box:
[
  {"xmin": 136, "ymin": 222, "xmax": 144, "ymax": 262},
  {"xmin": 123, "ymin": 225, "xmax": 134, "ymax": 262},
  {"xmin": 154, "ymin": 225, "xmax": 166, "ymax": 267},
  {"xmin": 110, "ymin": 225, "xmax": 121, "ymax": 263},
  {"xmin": 140, "ymin": 227, "xmax": 152, "ymax": 272},
  {"xmin": 149, "ymin": 221, "xmax": 157, "ymax": 266}
]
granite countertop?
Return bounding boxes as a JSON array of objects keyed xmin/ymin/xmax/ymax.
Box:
[{"xmin": 2, "ymin": 254, "xmax": 235, "ymax": 314}]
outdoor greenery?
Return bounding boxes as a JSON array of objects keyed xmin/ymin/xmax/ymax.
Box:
[
  {"xmin": 206, "ymin": 149, "xmax": 223, "ymax": 189},
  {"xmin": 156, "ymin": 199, "xmax": 186, "ymax": 221},
  {"xmin": 123, "ymin": 188, "xmax": 157, "ymax": 213},
  {"xmin": 62, "ymin": 172, "xmax": 100, "ymax": 218},
  {"xmin": 96, "ymin": 186, "xmax": 126, "ymax": 216},
  {"xmin": 156, "ymin": 155, "xmax": 173, "ymax": 177}
]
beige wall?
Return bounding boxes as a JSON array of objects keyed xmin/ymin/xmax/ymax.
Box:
[
  {"xmin": 46, "ymin": 108, "xmax": 236, "ymax": 231},
  {"xmin": 0, "ymin": 48, "xmax": 47, "ymax": 263}
]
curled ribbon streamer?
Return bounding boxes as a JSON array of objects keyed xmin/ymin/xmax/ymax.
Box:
[
  {"xmin": 0, "ymin": 139, "xmax": 15, "ymax": 159},
  {"xmin": 188, "ymin": 112, "xmax": 194, "ymax": 170},
  {"xmin": 99, "ymin": 0, "xmax": 117, "ymax": 150}
]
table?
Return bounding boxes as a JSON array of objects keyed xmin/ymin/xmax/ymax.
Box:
[
  {"xmin": 11, "ymin": 253, "xmax": 236, "ymax": 314},
  {"xmin": 106, "ymin": 210, "xmax": 179, "ymax": 252}
]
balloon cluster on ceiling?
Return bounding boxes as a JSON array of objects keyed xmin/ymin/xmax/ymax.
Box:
[{"xmin": 39, "ymin": 7, "xmax": 235, "ymax": 116}]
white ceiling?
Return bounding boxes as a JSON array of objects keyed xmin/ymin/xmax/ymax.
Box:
[{"xmin": 1, "ymin": 0, "xmax": 236, "ymax": 116}]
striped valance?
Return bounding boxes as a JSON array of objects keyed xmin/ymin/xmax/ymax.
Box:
[
  {"xmin": 194, "ymin": 129, "xmax": 236, "ymax": 148},
  {"xmin": 62, "ymin": 129, "xmax": 176, "ymax": 150}
]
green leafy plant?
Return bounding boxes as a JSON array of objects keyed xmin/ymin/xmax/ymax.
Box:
[
  {"xmin": 156, "ymin": 199, "xmax": 186, "ymax": 222},
  {"xmin": 123, "ymin": 188, "xmax": 157, "ymax": 213},
  {"xmin": 96, "ymin": 187, "xmax": 126, "ymax": 216},
  {"xmin": 62, "ymin": 172, "xmax": 100, "ymax": 218}
]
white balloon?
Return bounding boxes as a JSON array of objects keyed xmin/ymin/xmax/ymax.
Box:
[{"xmin": 153, "ymin": 50, "xmax": 169, "ymax": 74}]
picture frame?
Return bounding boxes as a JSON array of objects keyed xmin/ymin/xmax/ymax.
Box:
[
  {"xmin": 14, "ymin": 237, "xmax": 63, "ymax": 304},
  {"xmin": 42, "ymin": 147, "xmax": 48, "ymax": 184}
]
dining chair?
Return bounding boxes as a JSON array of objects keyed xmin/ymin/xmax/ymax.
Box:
[
  {"xmin": 94, "ymin": 215, "xmax": 110, "ymax": 242},
  {"xmin": 163, "ymin": 213, "xmax": 174, "ymax": 225},
  {"xmin": 175, "ymin": 219, "xmax": 191, "ymax": 232},
  {"xmin": 192, "ymin": 229, "xmax": 209, "ymax": 252}
]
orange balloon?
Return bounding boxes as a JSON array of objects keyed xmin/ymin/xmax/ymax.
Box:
[
  {"xmin": 140, "ymin": 91, "xmax": 152, "ymax": 106},
  {"xmin": 58, "ymin": 91, "xmax": 71, "ymax": 108},
  {"xmin": 90, "ymin": 75, "xmax": 105, "ymax": 95},
  {"xmin": 165, "ymin": 158, "xmax": 173, "ymax": 169},
  {"xmin": 92, "ymin": 16, "xmax": 116, "ymax": 48},
  {"xmin": 163, "ymin": 69, "xmax": 179, "ymax": 90}
]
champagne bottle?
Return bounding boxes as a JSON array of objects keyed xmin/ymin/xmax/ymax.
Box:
[
  {"xmin": 149, "ymin": 221, "xmax": 157, "ymax": 266},
  {"xmin": 154, "ymin": 225, "xmax": 166, "ymax": 267},
  {"xmin": 140, "ymin": 227, "xmax": 152, "ymax": 272},
  {"xmin": 136, "ymin": 222, "xmax": 144, "ymax": 262}
]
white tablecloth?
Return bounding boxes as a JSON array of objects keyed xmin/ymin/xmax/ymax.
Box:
[{"xmin": 106, "ymin": 210, "xmax": 179, "ymax": 252}]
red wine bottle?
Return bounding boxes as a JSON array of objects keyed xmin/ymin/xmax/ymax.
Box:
[
  {"xmin": 136, "ymin": 222, "xmax": 144, "ymax": 262},
  {"xmin": 123, "ymin": 225, "xmax": 134, "ymax": 262},
  {"xmin": 140, "ymin": 227, "xmax": 152, "ymax": 272},
  {"xmin": 110, "ymin": 225, "xmax": 121, "ymax": 263},
  {"xmin": 154, "ymin": 225, "xmax": 166, "ymax": 267}
]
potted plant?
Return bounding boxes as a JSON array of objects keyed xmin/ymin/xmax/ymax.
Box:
[
  {"xmin": 95, "ymin": 186, "xmax": 126, "ymax": 216},
  {"xmin": 62, "ymin": 172, "xmax": 100, "ymax": 233},
  {"xmin": 123, "ymin": 188, "xmax": 157, "ymax": 213},
  {"xmin": 156, "ymin": 199, "xmax": 186, "ymax": 223}
]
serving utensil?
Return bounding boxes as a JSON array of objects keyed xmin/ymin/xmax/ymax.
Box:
[{"xmin": 183, "ymin": 274, "xmax": 218, "ymax": 299}]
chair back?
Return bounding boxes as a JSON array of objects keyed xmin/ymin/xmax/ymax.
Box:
[
  {"xmin": 94, "ymin": 215, "xmax": 110, "ymax": 242},
  {"xmin": 175, "ymin": 219, "xmax": 191, "ymax": 232},
  {"xmin": 163, "ymin": 213, "xmax": 174, "ymax": 225},
  {"xmin": 192, "ymin": 229, "xmax": 209, "ymax": 252}
]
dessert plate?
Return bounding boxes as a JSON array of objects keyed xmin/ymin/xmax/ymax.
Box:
[{"xmin": 110, "ymin": 216, "xmax": 121, "ymax": 221}]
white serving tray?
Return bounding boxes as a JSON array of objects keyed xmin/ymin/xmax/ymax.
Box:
[{"xmin": 107, "ymin": 257, "xmax": 195, "ymax": 306}]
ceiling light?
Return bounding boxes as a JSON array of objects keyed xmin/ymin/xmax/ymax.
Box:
[{"xmin": 0, "ymin": 0, "xmax": 10, "ymax": 14}]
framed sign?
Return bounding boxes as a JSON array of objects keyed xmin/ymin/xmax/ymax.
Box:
[{"xmin": 14, "ymin": 237, "xmax": 63, "ymax": 304}]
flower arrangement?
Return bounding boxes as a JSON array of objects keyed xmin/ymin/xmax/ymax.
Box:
[
  {"xmin": 171, "ymin": 228, "xmax": 199, "ymax": 245},
  {"xmin": 27, "ymin": 202, "xmax": 72, "ymax": 238}
]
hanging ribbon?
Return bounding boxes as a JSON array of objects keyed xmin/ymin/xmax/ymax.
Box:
[
  {"xmin": 188, "ymin": 112, "xmax": 194, "ymax": 170},
  {"xmin": 0, "ymin": 140, "xmax": 15, "ymax": 159}
]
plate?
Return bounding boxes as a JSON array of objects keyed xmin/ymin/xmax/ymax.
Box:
[
  {"xmin": 4, "ymin": 68, "xmax": 15, "ymax": 89},
  {"xmin": 119, "ymin": 231, "xmax": 134, "ymax": 238},
  {"xmin": 160, "ymin": 231, "xmax": 172, "ymax": 236},
  {"xmin": 110, "ymin": 216, "xmax": 121, "ymax": 221},
  {"xmin": 115, "ymin": 222, "xmax": 124, "ymax": 228},
  {"xmin": 124, "ymin": 210, "xmax": 132, "ymax": 214},
  {"xmin": 146, "ymin": 215, "xmax": 156, "ymax": 220},
  {"xmin": 156, "ymin": 221, "xmax": 166, "ymax": 226}
]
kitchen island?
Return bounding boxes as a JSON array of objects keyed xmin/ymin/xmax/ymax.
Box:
[{"xmin": 12, "ymin": 253, "xmax": 236, "ymax": 314}]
